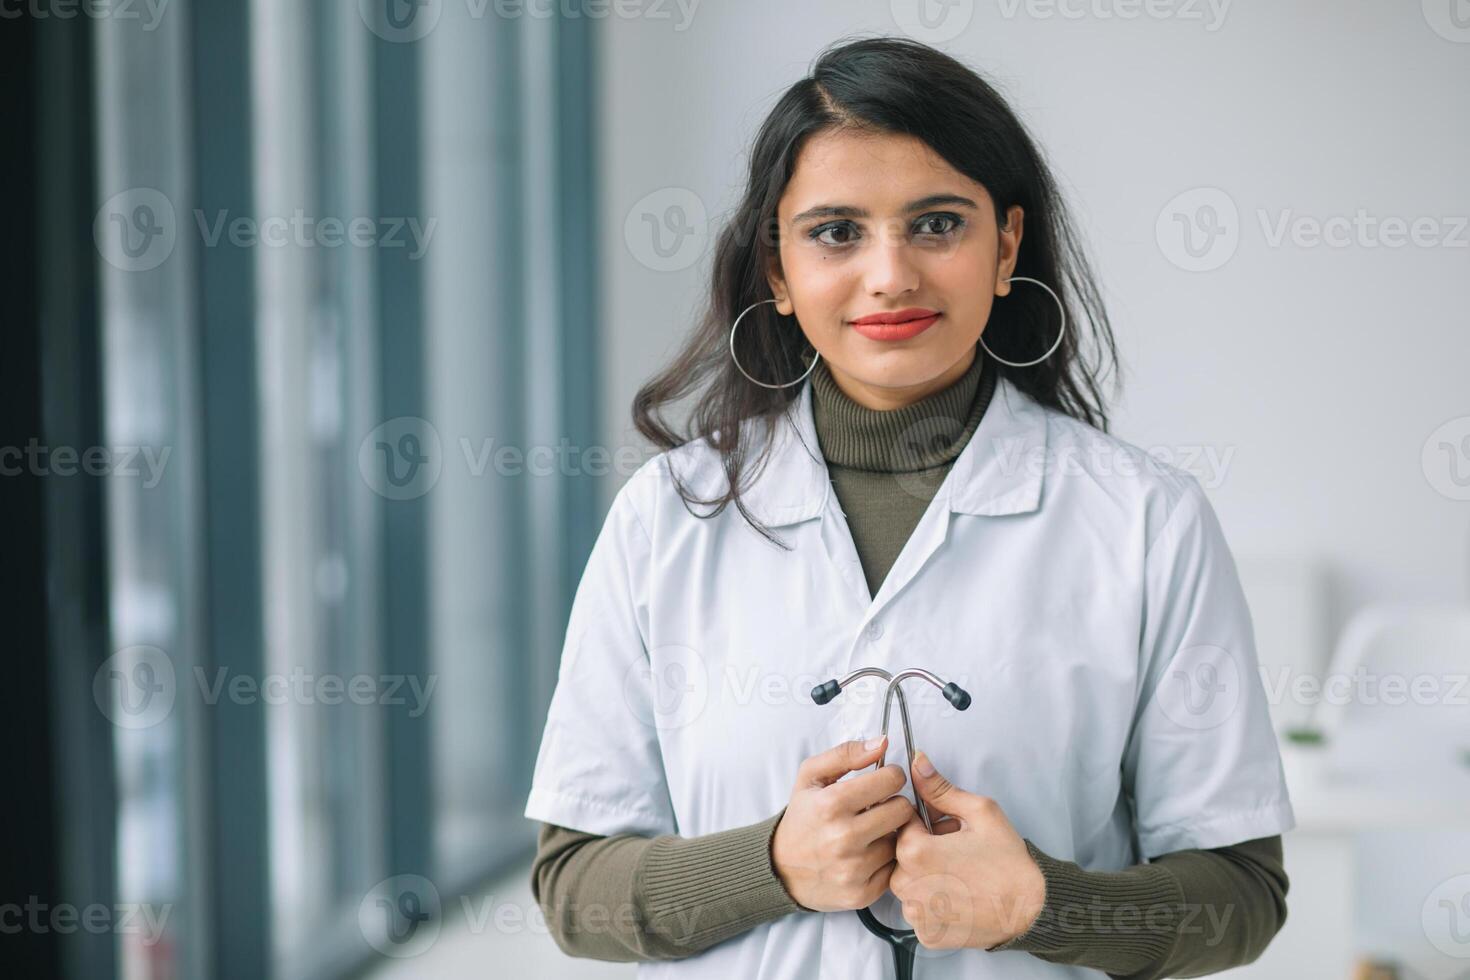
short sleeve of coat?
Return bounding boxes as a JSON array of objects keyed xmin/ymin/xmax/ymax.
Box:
[
  {"xmin": 523, "ymin": 472, "xmax": 678, "ymax": 838},
  {"xmin": 1122, "ymin": 474, "xmax": 1296, "ymax": 859}
]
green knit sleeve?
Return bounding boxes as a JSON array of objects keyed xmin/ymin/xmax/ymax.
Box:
[
  {"xmin": 529, "ymin": 811, "xmax": 805, "ymax": 961},
  {"xmin": 990, "ymin": 835, "xmax": 1288, "ymax": 979},
  {"xmin": 532, "ymin": 822, "xmax": 1287, "ymax": 971}
]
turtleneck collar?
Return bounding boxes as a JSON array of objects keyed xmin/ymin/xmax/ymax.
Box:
[{"xmin": 809, "ymin": 347, "xmax": 996, "ymax": 473}]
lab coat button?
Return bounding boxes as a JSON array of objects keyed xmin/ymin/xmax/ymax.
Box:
[{"xmin": 865, "ymin": 621, "xmax": 883, "ymax": 641}]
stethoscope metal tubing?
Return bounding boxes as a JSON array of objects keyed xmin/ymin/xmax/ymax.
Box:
[{"xmin": 810, "ymin": 666, "xmax": 973, "ymax": 978}]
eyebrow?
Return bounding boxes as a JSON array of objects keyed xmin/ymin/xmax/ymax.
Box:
[{"xmin": 790, "ymin": 194, "xmax": 980, "ymax": 225}]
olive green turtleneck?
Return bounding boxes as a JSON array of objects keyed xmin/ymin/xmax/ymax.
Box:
[
  {"xmin": 529, "ymin": 350, "xmax": 1288, "ymax": 976},
  {"xmin": 809, "ymin": 344, "xmax": 995, "ymax": 598}
]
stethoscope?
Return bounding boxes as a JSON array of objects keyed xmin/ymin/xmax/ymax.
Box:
[{"xmin": 810, "ymin": 667, "xmax": 973, "ymax": 980}]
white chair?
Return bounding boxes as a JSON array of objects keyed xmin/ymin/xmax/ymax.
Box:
[
  {"xmin": 1308, "ymin": 604, "xmax": 1470, "ymax": 977},
  {"xmin": 1311, "ymin": 602, "xmax": 1470, "ymax": 776}
]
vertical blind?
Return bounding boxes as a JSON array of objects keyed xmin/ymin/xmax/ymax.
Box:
[{"xmin": 70, "ymin": 2, "xmax": 603, "ymax": 978}]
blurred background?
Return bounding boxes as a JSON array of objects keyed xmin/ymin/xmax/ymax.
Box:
[{"xmin": 1, "ymin": 1, "xmax": 1467, "ymax": 979}]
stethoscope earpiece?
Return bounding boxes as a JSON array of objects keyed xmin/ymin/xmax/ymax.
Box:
[
  {"xmin": 810, "ymin": 678, "xmax": 842, "ymax": 706},
  {"xmin": 942, "ymin": 681, "xmax": 971, "ymax": 711}
]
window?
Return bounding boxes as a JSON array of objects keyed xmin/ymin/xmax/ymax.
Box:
[{"xmin": 60, "ymin": 3, "xmax": 603, "ymax": 978}]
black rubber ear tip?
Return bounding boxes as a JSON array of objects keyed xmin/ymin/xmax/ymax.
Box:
[
  {"xmin": 811, "ymin": 679, "xmax": 841, "ymax": 705},
  {"xmin": 943, "ymin": 682, "xmax": 972, "ymax": 711}
]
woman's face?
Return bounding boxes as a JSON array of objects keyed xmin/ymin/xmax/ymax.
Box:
[{"xmin": 766, "ymin": 128, "xmax": 1024, "ymax": 411}]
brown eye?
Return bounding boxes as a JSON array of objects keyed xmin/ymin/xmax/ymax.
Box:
[
  {"xmin": 812, "ymin": 221, "xmax": 858, "ymax": 247},
  {"xmin": 915, "ymin": 214, "xmax": 962, "ymax": 237}
]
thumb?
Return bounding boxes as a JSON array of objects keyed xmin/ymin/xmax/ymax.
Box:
[{"xmin": 911, "ymin": 751, "xmax": 978, "ymax": 819}]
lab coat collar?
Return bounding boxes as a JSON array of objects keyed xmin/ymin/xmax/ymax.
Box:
[{"xmin": 743, "ymin": 370, "xmax": 1048, "ymax": 528}]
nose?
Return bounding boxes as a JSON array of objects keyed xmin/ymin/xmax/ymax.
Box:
[{"xmin": 861, "ymin": 234, "xmax": 921, "ymax": 298}]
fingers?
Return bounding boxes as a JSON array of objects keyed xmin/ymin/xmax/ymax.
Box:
[
  {"xmin": 911, "ymin": 751, "xmax": 981, "ymax": 822},
  {"xmin": 912, "ymin": 795, "xmax": 959, "ymax": 831},
  {"xmin": 931, "ymin": 815, "xmax": 963, "ymax": 836},
  {"xmin": 860, "ymin": 853, "xmax": 896, "ymax": 904},
  {"xmin": 911, "ymin": 751, "xmax": 957, "ymax": 803},
  {"xmin": 798, "ymin": 736, "xmax": 887, "ymax": 789},
  {"xmin": 893, "ymin": 808, "xmax": 958, "ymax": 850},
  {"xmin": 829, "ymin": 762, "xmax": 907, "ymax": 812},
  {"xmin": 851, "ymin": 794, "xmax": 916, "ymax": 844},
  {"xmin": 896, "ymin": 808, "xmax": 925, "ymax": 833},
  {"xmin": 858, "ymin": 832, "xmax": 897, "ymax": 871}
]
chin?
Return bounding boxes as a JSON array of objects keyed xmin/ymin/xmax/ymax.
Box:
[{"xmin": 841, "ymin": 353, "xmax": 954, "ymax": 389}]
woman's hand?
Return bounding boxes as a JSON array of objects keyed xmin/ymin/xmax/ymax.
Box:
[
  {"xmin": 771, "ymin": 735, "xmax": 917, "ymax": 913},
  {"xmin": 889, "ymin": 751, "xmax": 1047, "ymax": 950}
]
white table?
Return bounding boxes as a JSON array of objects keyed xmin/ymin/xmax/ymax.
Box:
[{"xmin": 1220, "ymin": 742, "xmax": 1470, "ymax": 980}]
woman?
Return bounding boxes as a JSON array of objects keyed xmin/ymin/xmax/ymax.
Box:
[{"xmin": 524, "ymin": 35, "xmax": 1293, "ymax": 980}]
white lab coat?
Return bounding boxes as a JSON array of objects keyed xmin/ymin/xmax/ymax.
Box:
[{"xmin": 524, "ymin": 373, "xmax": 1295, "ymax": 979}]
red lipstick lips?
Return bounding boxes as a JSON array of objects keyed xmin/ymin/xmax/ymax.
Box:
[{"xmin": 849, "ymin": 307, "xmax": 941, "ymax": 342}]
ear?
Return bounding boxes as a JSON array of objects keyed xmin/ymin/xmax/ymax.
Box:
[
  {"xmin": 764, "ymin": 254, "xmax": 795, "ymax": 316},
  {"xmin": 995, "ymin": 204, "xmax": 1025, "ymax": 297}
]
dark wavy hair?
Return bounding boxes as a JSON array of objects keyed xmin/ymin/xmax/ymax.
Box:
[{"xmin": 631, "ymin": 34, "xmax": 1120, "ymax": 547}]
